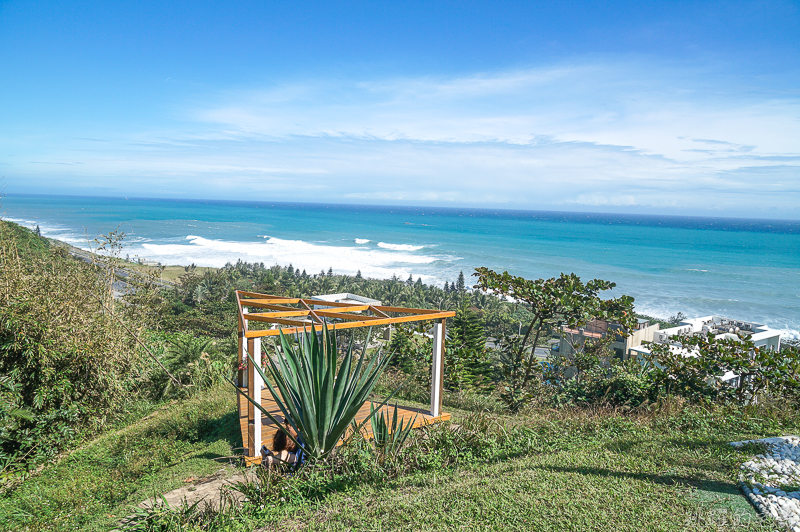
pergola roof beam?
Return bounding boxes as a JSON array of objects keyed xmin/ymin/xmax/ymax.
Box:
[{"xmin": 243, "ymin": 310, "xmax": 455, "ymax": 338}]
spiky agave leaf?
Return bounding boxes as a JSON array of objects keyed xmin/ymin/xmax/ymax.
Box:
[
  {"xmin": 235, "ymin": 324, "xmax": 403, "ymax": 461},
  {"xmin": 371, "ymin": 402, "xmax": 417, "ymax": 456}
]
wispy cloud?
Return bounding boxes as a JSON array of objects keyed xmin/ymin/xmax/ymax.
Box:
[{"xmin": 8, "ymin": 59, "xmax": 800, "ymax": 217}]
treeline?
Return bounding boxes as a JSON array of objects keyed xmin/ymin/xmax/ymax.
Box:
[{"xmin": 161, "ymin": 260, "xmax": 535, "ymax": 341}]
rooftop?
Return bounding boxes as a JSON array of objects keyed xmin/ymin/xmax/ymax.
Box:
[{"xmin": 310, "ymin": 292, "xmax": 382, "ymax": 306}]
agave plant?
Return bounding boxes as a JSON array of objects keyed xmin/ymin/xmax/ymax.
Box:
[
  {"xmin": 371, "ymin": 402, "xmax": 417, "ymax": 458},
  {"xmin": 239, "ymin": 325, "xmax": 401, "ymax": 461}
]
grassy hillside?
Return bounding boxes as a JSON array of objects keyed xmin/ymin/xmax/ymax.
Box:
[
  {"xmin": 2, "ymin": 219, "xmax": 798, "ymax": 531},
  {"xmin": 0, "ymin": 386, "xmax": 239, "ymax": 532},
  {"xmin": 0, "ymin": 387, "xmax": 788, "ymax": 531},
  {"xmin": 0, "ymin": 220, "xmax": 50, "ymax": 258}
]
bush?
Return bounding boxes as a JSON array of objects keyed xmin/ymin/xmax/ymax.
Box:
[
  {"xmin": 550, "ymin": 362, "xmax": 656, "ymax": 407},
  {"xmin": 0, "ymin": 222, "xmax": 143, "ymax": 466},
  {"xmin": 143, "ymin": 332, "xmax": 234, "ymax": 399}
]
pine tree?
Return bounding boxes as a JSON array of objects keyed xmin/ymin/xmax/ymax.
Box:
[
  {"xmin": 445, "ymin": 304, "xmax": 492, "ymax": 391},
  {"xmin": 287, "ymin": 264, "xmax": 294, "ymax": 276},
  {"xmin": 451, "ymin": 304, "xmax": 485, "ymax": 352},
  {"xmin": 34, "ymin": 225, "xmax": 41, "ymax": 236},
  {"xmin": 444, "ymin": 281, "xmax": 450, "ymax": 293},
  {"xmin": 387, "ymin": 327, "xmax": 418, "ymax": 373},
  {"xmin": 415, "ymin": 277, "xmax": 423, "ymax": 288},
  {"xmin": 355, "ymin": 270, "xmax": 362, "ymax": 279},
  {"xmin": 456, "ymin": 271, "xmax": 466, "ymax": 292},
  {"xmin": 406, "ymin": 274, "xmax": 414, "ymax": 286},
  {"xmin": 328, "ymin": 267, "xmax": 334, "ymax": 276}
]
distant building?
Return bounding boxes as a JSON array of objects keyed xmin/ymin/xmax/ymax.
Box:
[
  {"xmin": 555, "ymin": 314, "xmax": 782, "ymax": 387},
  {"xmin": 557, "ymin": 318, "xmax": 661, "ymax": 360},
  {"xmin": 631, "ymin": 315, "xmax": 781, "ymax": 358}
]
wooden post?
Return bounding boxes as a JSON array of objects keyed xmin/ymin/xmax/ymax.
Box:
[
  {"xmin": 238, "ymin": 332, "xmax": 245, "ymax": 389},
  {"xmin": 246, "ymin": 336, "xmax": 262, "ymax": 457},
  {"xmin": 239, "ymin": 306, "xmax": 248, "ymax": 388},
  {"xmin": 430, "ymin": 319, "xmax": 445, "ymax": 417}
]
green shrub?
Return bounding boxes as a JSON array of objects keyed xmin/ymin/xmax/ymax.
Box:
[
  {"xmin": 0, "ymin": 221, "xmax": 143, "ymax": 465},
  {"xmin": 550, "ymin": 363, "xmax": 656, "ymax": 407}
]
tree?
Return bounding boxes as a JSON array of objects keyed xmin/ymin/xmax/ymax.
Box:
[
  {"xmin": 446, "ymin": 304, "xmax": 492, "ymax": 391},
  {"xmin": 406, "ymin": 274, "xmax": 414, "ymax": 286},
  {"xmin": 328, "ymin": 267, "xmax": 334, "ymax": 277},
  {"xmin": 450, "ymin": 304, "xmax": 485, "ymax": 352},
  {"xmin": 668, "ymin": 312, "xmax": 687, "ymax": 325},
  {"xmin": 34, "ymin": 225, "xmax": 41, "ymax": 236},
  {"xmin": 355, "ymin": 270, "xmax": 362, "ymax": 279},
  {"xmin": 473, "ymin": 268, "xmax": 635, "ymax": 409},
  {"xmin": 387, "ymin": 327, "xmax": 418, "ymax": 373},
  {"xmin": 443, "ymin": 281, "xmax": 450, "ymax": 293},
  {"xmin": 456, "ymin": 271, "xmax": 466, "ymax": 292}
]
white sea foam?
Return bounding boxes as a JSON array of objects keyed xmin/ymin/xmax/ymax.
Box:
[
  {"xmin": 132, "ymin": 235, "xmax": 445, "ymax": 280},
  {"xmin": 377, "ymin": 242, "xmax": 425, "ymax": 251},
  {"xmin": 354, "ymin": 238, "xmax": 370, "ymax": 244}
]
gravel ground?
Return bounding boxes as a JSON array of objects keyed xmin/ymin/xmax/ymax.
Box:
[{"xmin": 731, "ymin": 436, "xmax": 800, "ymax": 532}]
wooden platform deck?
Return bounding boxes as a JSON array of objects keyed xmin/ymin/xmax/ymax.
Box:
[{"xmin": 238, "ymin": 387, "xmax": 450, "ymax": 464}]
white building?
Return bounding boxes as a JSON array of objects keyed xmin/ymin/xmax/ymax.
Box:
[
  {"xmin": 634, "ymin": 315, "xmax": 781, "ymax": 355},
  {"xmin": 630, "ymin": 316, "xmax": 782, "ymax": 385}
]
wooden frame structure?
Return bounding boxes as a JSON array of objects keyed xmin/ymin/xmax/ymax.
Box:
[{"xmin": 236, "ymin": 291, "xmax": 455, "ymax": 460}]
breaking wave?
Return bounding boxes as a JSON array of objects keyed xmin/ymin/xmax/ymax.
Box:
[
  {"xmin": 377, "ymin": 242, "xmax": 425, "ymax": 251},
  {"xmin": 132, "ymin": 235, "xmax": 446, "ymax": 280}
]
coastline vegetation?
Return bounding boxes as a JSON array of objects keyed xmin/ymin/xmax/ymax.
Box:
[{"xmin": 1, "ymin": 220, "xmax": 798, "ymax": 531}]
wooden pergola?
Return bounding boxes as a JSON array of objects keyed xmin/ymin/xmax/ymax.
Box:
[{"xmin": 236, "ymin": 291, "xmax": 455, "ymax": 461}]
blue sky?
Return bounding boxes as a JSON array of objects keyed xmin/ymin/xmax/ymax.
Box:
[{"xmin": 2, "ymin": 0, "xmax": 799, "ymax": 217}]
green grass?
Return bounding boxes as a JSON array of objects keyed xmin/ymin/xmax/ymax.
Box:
[
  {"xmin": 0, "ymin": 220, "xmax": 50, "ymax": 258},
  {"xmin": 1, "ymin": 388, "xmax": 792, "ymax": 532},
  {"xmin": 0, "ymin": 386, "xmax": 241, "ymax": 532},
  {"xmin": 262, "ymin": 409, "xmax": 774, "ymax": 531}
]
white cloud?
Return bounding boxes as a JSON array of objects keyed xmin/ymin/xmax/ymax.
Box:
[{"xmin": 8, "ymin": 59, "xmax": 800, "ymax": 217}]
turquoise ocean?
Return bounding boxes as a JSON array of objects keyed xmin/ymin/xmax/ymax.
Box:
[{"xmin": 3, "ymin": 194, "xmax": 799, "ymax": 339}]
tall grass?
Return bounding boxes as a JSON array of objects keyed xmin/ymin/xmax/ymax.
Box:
[{"xmin": 0, "ymin": 221, "xmax": 145, "ymax": 469}]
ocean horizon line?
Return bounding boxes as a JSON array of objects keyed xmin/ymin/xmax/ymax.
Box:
[{"xmin": 5, "ymin": 192, "xmax": 800, "ymax": 234}]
